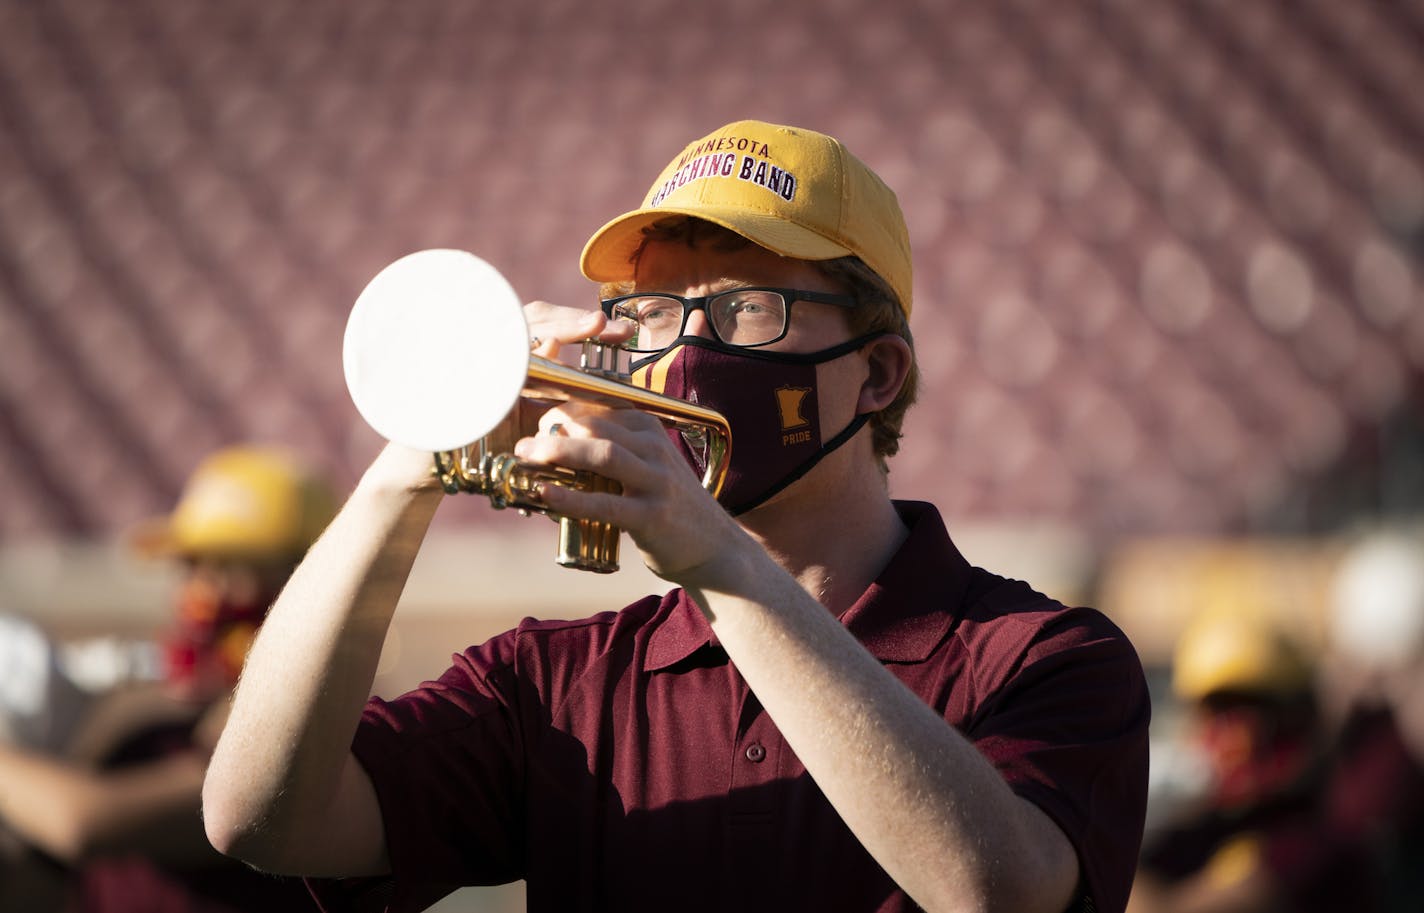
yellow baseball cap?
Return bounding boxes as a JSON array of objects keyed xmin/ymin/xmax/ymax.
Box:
[
  {"xmin": 131, "ymin": 447, "xmax": 337, "ymax": 561},
  {"xmin": 1172, "ymin": 612, "xmax": 1311, "ymax": 702},
  {"xmin": 580, "ymin": 120, "xmax": 914, "ymax": 316}
]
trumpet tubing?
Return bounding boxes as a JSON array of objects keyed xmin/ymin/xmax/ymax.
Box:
[{"xmin": 343, "ymin": 249, "xmax": 732, "ymax": 573}]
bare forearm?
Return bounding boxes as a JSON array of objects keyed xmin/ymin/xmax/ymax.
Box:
[
  {"xmin": 687, "ymin": 548, "xmax": 1076, "ymax": 913},
  {"xmin": 0, "ymin": 745, "xmax": 211, "ymax": 865},
  {"xmin": 0, "ymin": 744, "xmax": 107, "ymax": 861},
  {"xmin": 203, "ymin": 445, "xmax": 441, "ymax": 867}
]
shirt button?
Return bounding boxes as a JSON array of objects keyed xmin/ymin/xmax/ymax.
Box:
[{"xmin": 745, "ymin": 743, "xmax": 766, "ymax": 763}]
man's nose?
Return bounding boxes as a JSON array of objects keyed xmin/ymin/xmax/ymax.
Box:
[{"xmin": 683, "ymin": 308, "xmax": 716, "ymax": 340}]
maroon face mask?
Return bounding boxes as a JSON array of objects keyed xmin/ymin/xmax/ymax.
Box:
[
  {"xmin": 630, "ymin": 336, "xmax": 874, "ymax": 515},
  {"xmin": 165, "ymin": 575, "xmax": 279, "ymax": 699}
]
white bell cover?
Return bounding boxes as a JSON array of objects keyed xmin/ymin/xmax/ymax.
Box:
[{"xmin": 344, "ymin": 249, "xmax": 530, "ymax": 453}]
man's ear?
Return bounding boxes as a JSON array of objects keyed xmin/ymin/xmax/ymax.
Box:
[{"xmin": 857, "ymin": 335, "xmax": 913, "ymax": 414}]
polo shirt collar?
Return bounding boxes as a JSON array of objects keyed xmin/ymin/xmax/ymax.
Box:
[
  {"xmin": 643, "ymin": 501, "xmax": 973, "ymax": 671},
  {"xmin": 644, "ymin": 588, "xmax": 718, "ymax": 672}
]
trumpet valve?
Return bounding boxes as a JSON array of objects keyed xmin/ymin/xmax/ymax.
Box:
[{"xmin": 580, "ymin": 339, "xmax": 629, "ymax": 381}]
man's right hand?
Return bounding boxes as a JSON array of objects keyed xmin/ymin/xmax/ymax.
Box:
[{"xmin": 523, "ymin": 299, "xmax": 634, "ymax": 361}]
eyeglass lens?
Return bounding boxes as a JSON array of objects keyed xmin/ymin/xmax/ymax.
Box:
[{"xmin": 612, "ymin": 290, "xmax": 788, "ymax": 351}]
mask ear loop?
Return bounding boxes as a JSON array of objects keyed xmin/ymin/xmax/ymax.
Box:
[{"xmin": 726, "ymin": 412, "xmax": 872, "ymax": 516}]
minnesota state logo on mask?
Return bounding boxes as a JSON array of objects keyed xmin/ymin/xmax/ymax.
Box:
[{"xmin": 775, "ymin": 387, "xmax": 813, "ymax": 446}]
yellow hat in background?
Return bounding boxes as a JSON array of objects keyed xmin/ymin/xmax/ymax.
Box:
[
  {"xmin": 580, "ymin": 120, "xmax": 914, "ymax": 316},
  {"xmin": 1172, "ymin": 611, "xmax": 1312, "ymax": 702},
  {"xmin": 132, "ymin": 447, "xmax": 337, "ymax": 561}
]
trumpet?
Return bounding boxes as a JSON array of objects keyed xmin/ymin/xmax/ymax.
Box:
[{"xmin": 343, "ymin": 249, "xmax": 732, "ymax": 573}]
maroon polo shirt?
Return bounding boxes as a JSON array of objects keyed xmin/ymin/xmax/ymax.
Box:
[{"xmin": 310, "ymin": 501, "xmax": 1149, "ymax": 913}]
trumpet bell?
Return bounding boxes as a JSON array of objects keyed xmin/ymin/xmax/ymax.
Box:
[
  {"xmin": 343, "ymin": 249, "xmax": 733, "ymax": 573},
  {"xmin": 344, "ymin": 249, "xmax": 531, "ymax": 453}
]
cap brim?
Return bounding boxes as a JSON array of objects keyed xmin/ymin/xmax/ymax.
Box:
[{"xmin": 580, "ymin": 205, "xmax": 856, "ymax": 286}]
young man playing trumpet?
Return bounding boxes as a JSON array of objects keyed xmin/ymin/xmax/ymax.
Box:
[{"xmin": 203, "ymin": 120, "xmax": 1150, "ymax": 913}]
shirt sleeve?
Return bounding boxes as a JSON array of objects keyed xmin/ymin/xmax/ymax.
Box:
[
  {"xmin": 966, "ymin": 604, "xmax": 1151, "ymax": 913},
  {"xmin": 307, "ymin": 632, "xmax": 531, "ymax": 913}
]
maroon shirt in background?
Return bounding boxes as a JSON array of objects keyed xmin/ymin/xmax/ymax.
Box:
[
  {"xmin": 1327, "ymin": 704, "xmax": 1424, "ymax": 842},
  {"xmin": 310, "ymin": 501, "xmax": 1150, "ymax": 913}
]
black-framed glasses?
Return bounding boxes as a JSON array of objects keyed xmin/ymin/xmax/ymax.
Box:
[{"xmin": 600, "ymin": 287, "xmax": 857, "ymax": 353}]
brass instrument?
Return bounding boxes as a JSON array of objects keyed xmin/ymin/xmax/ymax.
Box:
[{"xmin": 343, "ymin": 249, "xmax": 731, "ymax": 573}]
